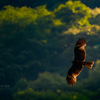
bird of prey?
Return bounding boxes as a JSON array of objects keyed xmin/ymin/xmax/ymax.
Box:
[{"xmin": 66, "ymin": 37, "xmax": 94, "ymax": 86}]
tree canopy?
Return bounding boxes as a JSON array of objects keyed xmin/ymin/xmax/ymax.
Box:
[{"xmin": 0, "ymin": 0, "xmax": 100, "ymax": 100}]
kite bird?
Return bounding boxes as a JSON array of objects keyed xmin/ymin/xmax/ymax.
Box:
[{"xmin": 66, "ymin": 37, "xmax": 94, "ymax": 86}]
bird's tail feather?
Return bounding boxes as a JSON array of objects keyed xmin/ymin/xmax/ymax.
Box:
[
  {"xmin": 72, "ymin": 60, "xmax": 94, "ymax": 69},
  {"xmin": 82, "ymin": 61, "xmax": 94, "ymax": 69}
]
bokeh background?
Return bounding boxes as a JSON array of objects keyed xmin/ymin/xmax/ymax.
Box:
[{"xmin": 0, "ymin": 0, "xmax": 100, "ymax": 100}]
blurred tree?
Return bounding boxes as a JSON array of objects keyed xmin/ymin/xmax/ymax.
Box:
[
  {"xmin": 27, "ymin": 72, "xmax": 66, "ymax": 91},
  {"xmin": 0, "ymin": 1, "xmax": 100, "ymax": 100}
]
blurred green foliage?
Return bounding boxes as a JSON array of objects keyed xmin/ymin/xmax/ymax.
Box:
[
  {"xmin": 13, "ymin": 88, "xmax": 100, "ymax": 100},
  {"xmin": 0, "ymin": 0, "xmax": 100, "ymax": 100}
]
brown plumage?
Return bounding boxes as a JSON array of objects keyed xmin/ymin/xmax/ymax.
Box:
[{"xmin": 66, "ymin": 37, "xmax": 94, "ymax": 86}]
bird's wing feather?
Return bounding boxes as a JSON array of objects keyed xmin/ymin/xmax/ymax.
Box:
[{"xmin": 75, "ymin": 37, "xmax": 87, "ymax": 46}]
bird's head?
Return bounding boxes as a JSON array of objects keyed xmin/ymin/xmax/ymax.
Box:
[{"xmin": 75, "ymin": 37, "xmax": 87, "ymax": 48}]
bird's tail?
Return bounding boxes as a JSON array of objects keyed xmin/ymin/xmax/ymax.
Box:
[
  {"xmin": 72, "ymin": 60, "xmax": 94, "ymax": 69},
  {"xmin": 82, "ymin": 61, "xmax": 94, "ymax": 69},
  {"xmin": 66, "ymin": 75, "xmax": 76, "ymax": 86}
]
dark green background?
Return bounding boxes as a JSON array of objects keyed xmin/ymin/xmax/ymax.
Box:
[{"xmin": 0, "ymin": 0, "xmax": 100, "ymax": 100}]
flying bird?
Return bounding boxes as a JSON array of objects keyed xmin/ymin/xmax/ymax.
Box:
[{"xmin": 66, "ymin": 37, "xmax": 94, "ymax": 86}]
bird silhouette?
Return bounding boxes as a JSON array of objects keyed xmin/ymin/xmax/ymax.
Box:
[{"xmin": 66, "ymin": 37, "xmax": 94, "ymax": 86}]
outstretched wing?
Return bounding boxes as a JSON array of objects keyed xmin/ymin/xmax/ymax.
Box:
[
  {"xmin": 75, "ymin": 37, "xmax": 87, "ymax": 47},
  {"xmin": 67, "ymin": 64, "xmax": 83, "ymax": 86}
]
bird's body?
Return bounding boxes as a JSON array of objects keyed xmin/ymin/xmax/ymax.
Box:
[
  {"xmin": 74, "ymin": 46, "xmax": 86, "ymax": 61},
  {"xmin": 66, "ymin": 37, "xmax": 94, "ymax": 86}
]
